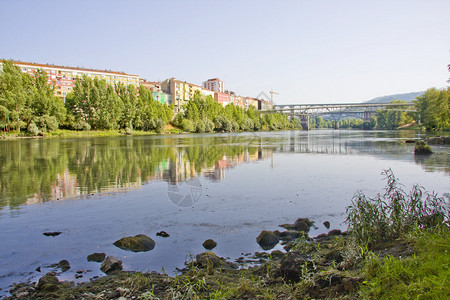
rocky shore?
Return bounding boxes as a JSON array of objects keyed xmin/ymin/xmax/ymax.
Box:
[{"xmin": 4, "ymin": 217, "xmax": 418, "ymax": 299}]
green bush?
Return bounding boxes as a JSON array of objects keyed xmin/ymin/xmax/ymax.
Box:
[
  {"xmin": 181, "ymin": 119, "xmax": 195, "ymax": 132},
  {"xmin": 34, "ymin": 115, "xmax": 58, "ymax": 131},
  {"xmin": 204, "ymin": 119, "xmax": 215, "ymax": 133},
  {"xmin": 27, "ymin": 122, "xmax": 40, "ymax": 136},
  {"xmin": 72, "ymin": 119, "xmax": 91, "ymax": 131}
]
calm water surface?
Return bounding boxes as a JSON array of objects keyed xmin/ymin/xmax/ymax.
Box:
[{"xmin": 0, "ymin": 130, "xmax": 449, "ymax": 293}]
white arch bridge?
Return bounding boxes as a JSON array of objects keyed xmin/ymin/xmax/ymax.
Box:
[{"xmin": 263, "ymin": 102, "xmax": 416, "ymax": 129}]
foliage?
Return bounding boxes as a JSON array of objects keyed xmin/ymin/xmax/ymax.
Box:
[
  {"xmin": 0, "ymin": 60, "xmax": 66, "ymax": 132},
  {"xmin": 360, "ymin": 227, "xmax": 450, "ymax": 299},
  {"xmin": 414, "ymin": 87, "xmax": 449, "ymax": 131},
  {"xmin": 346, "ymin": 169, "xmax": 448, "ymax": 246},
  {"xmin": 375, "ymin": 100, "xmax": 415, "ymax": 129}
]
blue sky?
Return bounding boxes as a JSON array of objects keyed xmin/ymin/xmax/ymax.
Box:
[{"xmin": 1, "ymin": 0, "xmax": 449, "ymax": 104}]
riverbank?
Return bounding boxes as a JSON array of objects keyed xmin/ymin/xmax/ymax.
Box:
[
  {"xmin": 0, "ymin": 127, "xmax": 181, "ymax": 139},
  {"xmin": 5, "ymin": 225, "xmax": 448, "ymax": 299}
]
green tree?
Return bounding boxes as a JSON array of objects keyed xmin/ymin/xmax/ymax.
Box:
[
  {"xmin": 376, "ymin": 100, "xmax": 414, "ymax": 129},
  {"xmin": 0, "ymin": 60, "xmax": 31, "ymax": 131},
  {"xmin": 415, "ymin": 88, "xmax": 449, "ymax": 131}
]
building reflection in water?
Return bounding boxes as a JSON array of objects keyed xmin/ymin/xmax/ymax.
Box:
[{"xmin": 21, "ymin": 146, "xmax": 274, "ymax": 205}]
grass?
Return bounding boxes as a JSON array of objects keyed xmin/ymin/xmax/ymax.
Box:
[{"xmin": 360, "ymin": 227, "xmax": 450, "ymax": 299}]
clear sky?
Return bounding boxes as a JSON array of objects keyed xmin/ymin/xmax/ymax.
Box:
[{"xmin": 1, "ymin": 0, "xmax": 449, "ymax": 104}]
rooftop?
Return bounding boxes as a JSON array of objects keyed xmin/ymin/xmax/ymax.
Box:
[{"xmin": 8, "ymin": 60, "xmax": 139, "ymax": 77}]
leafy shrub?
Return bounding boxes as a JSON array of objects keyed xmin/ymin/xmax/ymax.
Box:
[
  {"xmin": 27, "ymin": 122, "xmax": 40, "ymax": 136},
  {"xmin": 204, "ymin": 119, "xmax": 215, "ymax": 133},
  {"xmin": 214, "ymin": 116, "xmax": 233, "ymax": 132},
  {"xmin": 181, "ymin": 119, "xmax": 195, "ymax": 132},
  {"xmin": 173, "ymin": 113, "xmax": 184, "ymax": 127},
  {"xmin": 72, "ymin": 119, "xmax": 91, "ymax": 131},
  {"xmin": 34, "ymin": 115, "xmax": 58, "ymax": 131},
  {"xmin": 345, "ymin": 169, "xmax": 447, "ymax": 246},
  {"xmin": 151, "ymin": 118, "xmax": 165, "ymax": 133},
  {"xmin": 125, "ymin": 127, "xmax": 133, "ymax": 135},
  {"xmin": 195, "ymin": 119, "xmax": 206, "ymax": 133}
]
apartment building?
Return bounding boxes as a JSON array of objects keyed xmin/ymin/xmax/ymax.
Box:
[
  {"xmin": 5, "ymin": 60, "xmax": 140, "ymax": 101},
  {"xmin": 202, "ymin": 78, "xmax": 224, "ymax": 93},
  {"xmin": 161, "ymin": 77, "xmax": 214, "ymax": 111},
  {"xmin": 214, "ymin": 92, "xmax": 230, "ymax": 107},
  {"xmin": 245, "ymin": 97, "xmax": 259, "ymax": 110}
]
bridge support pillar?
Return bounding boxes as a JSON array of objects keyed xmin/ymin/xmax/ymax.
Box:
[
  {"xmin": 334, "ymin": 120, "xmax": 340, "ymax": 129},
  {"xmin": 300, "ymin": 116, "xmax": 310, "ymax": 130}
]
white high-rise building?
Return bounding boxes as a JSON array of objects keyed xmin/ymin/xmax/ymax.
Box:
[{"xmin": 202, "ymin": 78, "xmax": 224, "ymax": 93}]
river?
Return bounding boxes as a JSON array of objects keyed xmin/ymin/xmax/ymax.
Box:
[{"xmin": 0, "ymin": 130, "xmax": 448, "ymax": 294}]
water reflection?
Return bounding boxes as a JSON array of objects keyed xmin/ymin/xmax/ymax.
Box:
[{"xmin": 0, "ymin": 130, "xmax": 448, "ymax": 211}]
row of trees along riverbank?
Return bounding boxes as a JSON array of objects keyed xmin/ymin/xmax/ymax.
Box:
[
  {"xmin": 311, "ymin": 89, "xmax": 449, "ymax": 131},
  {"xmin": 0, "ymin": 60, "xmax": 299, "ymax": 135},
  {"xmin": 1, "ymin": 60, "xmax": 448, "ymax": 135}
]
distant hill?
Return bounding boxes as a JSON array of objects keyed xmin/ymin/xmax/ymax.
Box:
[{"xmin": 365, "ymin": 91, "xmax": 424, "ymax": 103}]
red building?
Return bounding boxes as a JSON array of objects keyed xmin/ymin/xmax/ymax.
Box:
[{"xmin": 214, "ymin": 92, "xmax": 230, "ymax": 107}]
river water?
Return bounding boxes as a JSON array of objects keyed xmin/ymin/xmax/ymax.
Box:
[{"xmin": 0, "ymin": 130, "xmax": 449, "ymax": 293}]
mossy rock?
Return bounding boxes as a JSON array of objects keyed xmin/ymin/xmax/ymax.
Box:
[
  {"xmin": 195, "ymin": 252, "xmax": 237, "ymax": 270},
  {"xmin": 113, "ymin": 234, "xmax": 155, "ymax": 252},
  {"xmin": 280, "ymin": 218, "xmax": 314, "ymax": 233},
  {"xmin": 87, "ymin": 252, "xmax": 106, "ymax": 262},
  {"xmin": 256, "ymin": 230, "xmax": 279, "ymax": 250},
  {"xmin": 202, "ymin": 239, "xmax": 217, "ymax": 250},
  {"xmin": 414, "ymin": 141, "xmax": 433, "ymax": 155}
]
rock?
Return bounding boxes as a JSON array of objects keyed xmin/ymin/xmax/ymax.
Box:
[
  {"xmin": 100, "ymin": 256, "xmax": 123, "ymax": 274},
  {"xmin": 43, "ymin": 231, "xmax": 62, "ymax": 237},
  {"xmin": 202, "ymin": 239, "xmax": 217, "ymax": 250},
  {"xmin": 414, "ymin": 141, "xmax": 433, "ymax": 155},
  {"xmin": 9, "ymin": 285, "xmax": 35, "ymax": 298},
  {"xmin": 76, "ymin": 269, "xmax": 84, "ymax": 274},
  {"xmin": 270, "ymin": 250, "xmax": 285, "ymax": 260},
  {"xmin": 75, "ymin": 274, "xmax": 83, "ymax": 279},
  {"xmin": 58, "ymin": 260, "xmax": 70, "ymax": 272},
  {"xmin": 256, "ymin": 230, "xmax": 279, "ymax": 250},
  {"xmin": 195, "ymin": 252, "xmax": 236, "ymax": 270},
  {"xmin": 113, "ymin": 234, "xmax": 155, "ymax": 252},
  {"xmin": 36, "ymin": 273, "xmax": 60, "ymax": 290},
  {"xmin": 278, "ymin": 230, "xmax": 302, "ymax": 242},
  {"xmin": 279, "ymin": 253, "xmax": 314, "ymax": 281},
  {"xmin": 35, "ymin": 266, "xmax": 41, "ymax": 272},
  {"xmin": 292, "ymin": 218, "xmax": 314, "ymax": 232},
  {"xmin": 87, "ymin": 252, "xmax": 106, "ymax": 262},
  {"xmin": 323, "ymin": 221, "xmax": 330, "ymax": 229},
  {"xmin": 156, "ymin": 231, "xmax": 170, "ymax": 237},
  {"xmin": 280, "ymin": 218, "xmax": 313, "ymax": 233},
  {"xmin": 195, "ymin": 252, "xmax": 223, "ymax": 268},
  {"xmin": 426, "ymin": 136, "xmax": 450, "ymax": 145},
  {"xmin": 327, "ymin": 229, "xmax": 342, "ymax": 236}
]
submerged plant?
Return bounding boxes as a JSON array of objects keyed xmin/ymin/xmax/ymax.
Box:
[{"xmin": 346, "ymin": 169, "xmax": 448, "ymax": 246}]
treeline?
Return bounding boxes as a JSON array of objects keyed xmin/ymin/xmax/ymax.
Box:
[
  {"xmin": 172, "ymin": 92, "xmax": 301, "ymax": 133},
  {"xmin": 313, "ymin": 90, "xmax": 449, "ymax": 131},
  {"xmin": 0, "ymin": 60, "xmax": 299, "ymax": 135}
]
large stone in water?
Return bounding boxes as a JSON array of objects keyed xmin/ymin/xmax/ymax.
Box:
[
  {"xmin": 100, "ymin": 256, "xmax": 123, "ymax": 274},
  {"xmin": 256, "ymin": 230, "xmax": 279, "ymax": 250},
  {"xmin": 113, "ymin": 234, "xmax": 155, "ymax": 252}
]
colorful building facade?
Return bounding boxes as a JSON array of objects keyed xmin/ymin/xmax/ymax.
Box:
[{"xmin": 4, "ymin": 60, "xmax": 140, "ymax": 101}]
